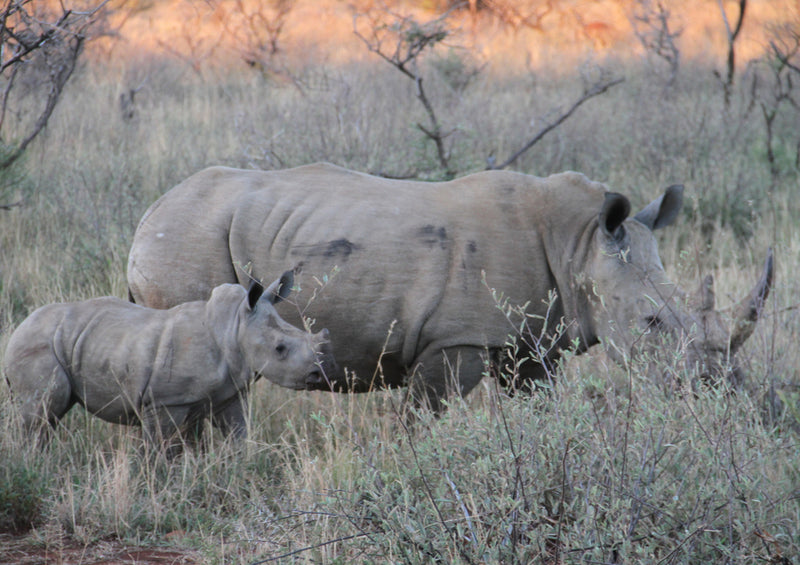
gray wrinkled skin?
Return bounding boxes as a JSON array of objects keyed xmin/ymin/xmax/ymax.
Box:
[
  {"xmin": 127, "ymin": 164, "xmax": 772, "ymax": 411},
  {"xmin": 4, "ymin": 272, "xmax": 334, "ymax": 449}
]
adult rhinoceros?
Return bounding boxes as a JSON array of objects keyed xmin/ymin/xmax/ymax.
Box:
[
  {"xmin": 4, "ymin": 272, "xmax": 334, "ymax": 450},
  {"xmin": 127, "ymin": 164, "xmax": 772, "ymax": 411}
]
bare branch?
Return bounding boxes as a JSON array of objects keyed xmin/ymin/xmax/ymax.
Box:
[
  {"xmin": 489, "ymin": 76, "xmax": 625, "ymax": 170},
  {"xmin": 630, "ymin": 0, "xmax": 682, "ymax": 88},
  {"xmin": 156, "ymin": 1, "xmax": 222, "ymax": 77},
  {"xmin": 771, "ymin": 40, "xmax": 800, "ymax": 76},
  {"xmin": 353, "ymin": 6, "xmax": 457, "ymax": 177},
  {"xmin": 753, "ymin": 21, "xmax": 800, "ymax": 177},
  {"xmin": 482, "ymin": 0, "xmax": 554, "ymax": 32},
  {"xmin": 224, "ymin": 0, "xmax": 294, "ymax": 79},
  {"xmin": 0, "ymin": 0, "xmax": 108, "ymax": 171}
]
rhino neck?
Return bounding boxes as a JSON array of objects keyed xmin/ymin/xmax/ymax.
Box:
[
  {"xmin": 538, "ymin": 206, "xmax": 602, "ymax": 354},
  {"xmin": 205, "ymin": 296, "xmax": 249, "ymax": 387}
]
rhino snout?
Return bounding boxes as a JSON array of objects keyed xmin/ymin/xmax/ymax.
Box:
[
  {"xmin": 305, "ymin": 368, "xmax": 332, "ymax": 391},
  {"xmin": 642, "ymin": 314, "xmax": 666, "ymax": 332}
]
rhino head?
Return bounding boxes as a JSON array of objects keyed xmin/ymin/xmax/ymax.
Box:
[
  {"xmin": 574, "ymin": 184, "xmax": 772, "ymax": 384},
  {"xmin": 209, "ymin": 271, "xmax": 336, "ymax": 391}
]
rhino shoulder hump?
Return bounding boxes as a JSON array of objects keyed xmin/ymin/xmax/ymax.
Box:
[{"xmin": 548, "ymin": 171, "xmax": 608, "ymax": 194}]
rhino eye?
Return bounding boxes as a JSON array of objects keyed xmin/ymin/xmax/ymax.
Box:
[{"xmin": 276, "ymin": 343, "xmax": 288, "ymax": 359}]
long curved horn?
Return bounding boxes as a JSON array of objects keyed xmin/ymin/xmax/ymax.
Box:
[{"xmin": 729, "ymin": 249, "xmax": 774, "ymax": 352}]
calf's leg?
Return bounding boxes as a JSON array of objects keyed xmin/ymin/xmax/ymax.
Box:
[
  {"xmin": 7, "ymin": 354, "xmax": 74, "ymax": 436},
  {"xmin": 212, "ymin": 394, "xmax": 249, "ymax": 440}
]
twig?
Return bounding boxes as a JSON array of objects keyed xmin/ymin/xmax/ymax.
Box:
[
  {"xmin": 389, "ymin": 395, "xmax": 477, "ymax": 565},
  {"xmin": 655, "ymin": 524, "xmax": 710, "ymax": 565},
  {"xmin": 553, "ymin": 437, "xmax": 572, "ymax": 565},
  {"xmin": 771, "ymin": 40, "xmax": 800, "ymax": 76},
  {"xmin": 353, "ymin": 8, "xmax": 457, "ymax": 177},
  {"xmin": 488, "ymin": 76, "xmax": 625, "ymax": 170},
  {"xmin": 444, "ymin": 471, "xmax": 479, "ymax": 551},
  {"xmin": 248, "ymin": 532, "xmax": 373, "ymax": 564}
]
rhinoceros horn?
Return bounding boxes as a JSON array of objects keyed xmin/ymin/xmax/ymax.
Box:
[{"xmin": 729, "ymin": 249, "xmax": 774, "ymax": 352}]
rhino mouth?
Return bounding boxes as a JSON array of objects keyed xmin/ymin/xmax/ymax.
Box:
[{"xmin": 305, "ymin": 369, "xmax": 333, "ymax": 391}]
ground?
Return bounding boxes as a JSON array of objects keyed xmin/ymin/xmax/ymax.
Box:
[{"xmin": 0, "ymin": 534, "xmax": 197, "ymax": 565}]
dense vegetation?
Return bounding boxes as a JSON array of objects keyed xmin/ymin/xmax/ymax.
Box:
[{"xmin": 1, "ymin": 1, "xmax": 798, "ymax": 562}]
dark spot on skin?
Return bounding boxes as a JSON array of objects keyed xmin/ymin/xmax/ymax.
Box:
[
  {"xmin": 418, "ymin": 225, "xmax": 448, "ymax": 249},
  {"xmin": 467, "ymin": 240, "xmax": 477, "ymax": 253},
  {"xmin": 500, "ymin": 185, "xmax": 516, "ymax": 195},
  {"xmin": 325, "ymin": 239, "xmax": 359, "ymax": 257},
  {"xmin": 291, "ymin": 239, "xmax": 361, "ymax": 259}
]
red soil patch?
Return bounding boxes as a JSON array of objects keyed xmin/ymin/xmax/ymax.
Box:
[{"xmin": 0, "ymin": 534, "xmax": 198, "ymax": 565}]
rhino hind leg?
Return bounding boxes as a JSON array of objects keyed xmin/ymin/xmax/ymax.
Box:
[
  {"xmin": 407, "ymin": 345, "xmax": 488, "ymax": 414},
  {"xmin": 14, "ymin": 363, "xmax": 75, "ymax": 437}
]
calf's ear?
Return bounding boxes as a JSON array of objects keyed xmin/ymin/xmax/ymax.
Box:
[
  {"xmin": 264, "ymin": 270, "xmax": 294, "ymax": 305},
  {"xmin": 247, "ymin": 279, "xmax": 265, "ymax": 310},
  {"xmin": 599, "ymin": 192, "xmax": 631, "ymax": 239},
  {"xmin": 634, "ymin": 184, "xmax": 683, "ymax": 230}
]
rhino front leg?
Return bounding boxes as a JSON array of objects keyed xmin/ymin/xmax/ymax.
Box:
[
  {"xmin": 211, "ymin": 394, "xmax": 249, "ymax": 440},
  {"xmin": 141, "ymin": 403, "xmax": 192, "ymax": 457},
  {"xmin": 494, "ymin": 352, "xmax": 560, "ymax": 395},
  {"xmin": 407, "ymin": 345, "xmax": 488, "ymax": 414}
]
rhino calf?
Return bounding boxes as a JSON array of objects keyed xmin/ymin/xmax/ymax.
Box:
[{"xmin": 3, "ymin": 271, "xmax": 333, "ymax": 451}]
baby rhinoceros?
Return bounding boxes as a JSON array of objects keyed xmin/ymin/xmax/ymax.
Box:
[{"xmin": 3, "ymin": 271, "xmax": 333, "ymax": 452}]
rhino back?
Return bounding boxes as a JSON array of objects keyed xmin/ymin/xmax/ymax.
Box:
[
  {"xmin": 128, "ymin": 167, "xmax": 257, "ymax": 308},
  {"xmin": 130, "ymin": 164, "xmax": 606, "ymax": 382},
  {"xmin": 129, "ymin": 164, "xmax": 610, "ymax": 385}
]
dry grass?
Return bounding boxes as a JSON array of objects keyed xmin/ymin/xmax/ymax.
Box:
[{"xmin": 1, "ymin": 0, "xmax": 799, "ymax": 562}]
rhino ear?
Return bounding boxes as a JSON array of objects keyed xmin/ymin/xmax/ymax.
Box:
[
  {"xmin": 247, "ymin": 279, "xmax": 265, "ymax": 310},
  {"xmin": 264, "ymin": 270, "xmax": 294, "ymax": 305},
  {"xmin": 599, "ymin": 192, "xmax": 631, "ymax": 239},
  {"xmin": 633, "ymin": 184, "xmax": 684, "ymax": 230}
]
